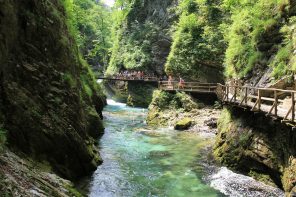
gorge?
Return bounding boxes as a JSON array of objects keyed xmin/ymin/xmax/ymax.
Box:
[{"xmin": 1, "ymin": 0, "xmax": 296, "ymax": 196}]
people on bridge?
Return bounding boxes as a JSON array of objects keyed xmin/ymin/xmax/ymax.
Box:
[
  {"xmin": 114, "ymin": 70, "xmax": 159, "ymax": 81},
  {"xmin": 179, "ymin": 77, "xmax": 185, "ymax": 89},
  {"xmin": 168, "ymin": 75, "xmax": 173, "ymax": 85}
]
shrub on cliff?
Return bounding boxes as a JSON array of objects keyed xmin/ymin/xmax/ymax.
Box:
[
  {"xmin": 107, "ymin": 0, "xmax": 175, "ymax": 76},
  {"xmin": 223, "ymin": 0, "xmax": 295, "ymax": 80},
  {"xmin": 165, "ymin": 0, "xmax": 225, "ymax": 82}
]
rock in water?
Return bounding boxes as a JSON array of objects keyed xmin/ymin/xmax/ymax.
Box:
[{"xmin": 174, "ymin": 118, "xmax": 192, "ymax": 130}]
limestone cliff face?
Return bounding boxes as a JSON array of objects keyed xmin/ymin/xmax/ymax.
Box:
[
  {"xmin": 0, "ymin": 0, "xmax": 106, "ymax": 180},
  {"xmin": 214, "ymin": 107, "xmax": 296, "ymax": 195},
  {"xmin": 108, "ymin": 0, "xmax": 177, "ymax": 75}
]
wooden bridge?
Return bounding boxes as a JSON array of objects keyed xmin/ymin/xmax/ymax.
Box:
[
  {"xmin": 100, "ymin": 77, "xmax": 296, "ymax": 125},
  {"xmin": 97, "ymin": 76, "xmax": 159, "ymax": 82}
]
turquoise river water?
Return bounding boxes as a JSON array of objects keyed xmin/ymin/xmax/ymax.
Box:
[{"xmin": 81, "ymin": 99, "xmax": 284, "ymax": 197}]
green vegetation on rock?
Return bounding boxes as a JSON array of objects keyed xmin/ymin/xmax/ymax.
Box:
[
  {"xmin": 147, "ymin": 90, "xmax": 204, "ymax": 126},
  {"xmin": 166, "ymin": 0, "xmax": 225, "ymax": 82},
  {"xmin": 0, "ymin": 127, "xmax": 6, "ymax": 152},
  {"xmin": 174, "ymin": 118, "xmax": 193, "ymax": 130},
  {"xmin": 107, "ymin": 0, "xmax": 175, "ymax": 76},
  {"xmin": 64, "ymin": 0, "xmax": 112, "ymax": 72},
  {"xmin": 0, "ymin": 0, "xmax": 106, "ymax": 181},
  {"xmin": 223, "ymin": 0, "xmax": 296, "ymax": 80}
]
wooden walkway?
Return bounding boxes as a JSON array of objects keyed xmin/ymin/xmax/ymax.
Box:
[
  {"xmin": 160, "ymin": 81, "xmax": 296, "ymax": 125},
  {"xmin": 100, "ymin": 77, "xmax": 296, "ymax": 125},
  {"xmin": 216, "ymin": 84, "xmax": 296, "ymax": 124}
]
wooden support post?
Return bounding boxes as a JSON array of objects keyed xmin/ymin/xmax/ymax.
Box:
[
  {"xmin": 274, "ymin": 90, "xmax": 278, "ymax": 116},
  {"xmin": 245, "ymin": 87, "xmax": 248, "ymax": 105},
  {"xmin": 258, "ymin": 89, "xmax": 261, "ymax": 111},
  {"xmin": 251, "ymin": 99, "xmax": 259, "ymax": 111},
  {"xmin": 284, "ymin": 106, "xmax": 292, "ymax": 120},
  {"xmin": 292, "ymin": 92, "xmax": 295, "ymax": 122}
]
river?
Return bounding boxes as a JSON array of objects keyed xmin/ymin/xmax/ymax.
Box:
[{"xmin": 81, "ymin": 99, "xmax": 284, "ymax": 197}]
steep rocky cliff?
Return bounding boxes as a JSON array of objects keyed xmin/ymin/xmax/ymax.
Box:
[
  {"xmin": 214, "ymin": 107, "xmax": 296, "ymax": 195},
  {"xmin": 0, "ymin": 0, "xmax": 106, "ymax": 182},
  {"xmin": 213, "ymin": 1, "xmax": 296, "ymax": 195}
]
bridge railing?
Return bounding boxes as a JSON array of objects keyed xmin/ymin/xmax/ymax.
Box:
[
  {"xmin": 159, "ymin": 81, "xmax": 217, "ymax": 93},
  {"xmin": 98, "ymin": 76, "xmax": 159, "ymax": 81},
  {"xmin": 217, "ymin": 84, "xmax": 296, "ymax": 123}
]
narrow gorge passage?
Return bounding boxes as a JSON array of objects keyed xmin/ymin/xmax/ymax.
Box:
[{"xmin": 80, "ymin": 100, "xmax": 284, "ymax": 197}]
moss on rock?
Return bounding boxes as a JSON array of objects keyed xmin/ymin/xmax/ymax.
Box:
[
  {"xmin": 147, "ymin": 90, "xmax": 208, "ymax": 127},
  {"xmin": 0, "ymin": 0, "xmax": 106, "ymax": 180},
  {"xmin": 214, "ymin": 106, "xmax": 296, "ymax": 193},
  {"xmin": 174, "ymin": 118, "xmax": 192, "ymax": 130}
]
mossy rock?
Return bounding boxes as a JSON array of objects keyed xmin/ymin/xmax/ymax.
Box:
[
  {"xmin": 127, "ymin": 94, "xmax": 134, "ymax": 107},
  {"xmin": 174, "ymin": 118, "xmax": 192, "ymax": 130}
]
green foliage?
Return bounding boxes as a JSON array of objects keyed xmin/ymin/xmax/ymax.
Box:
[
  {"xmin": 270, "ymin": 16, "xmax": 296, "ymax": 79},
  {"xmin": 107, "ymin": 22, "xmax": 159, "ymax": 75},
  {"xmin": 64, "ymin": 184, "xmax": 84, "ymax": 197},
  {"xmin": 107, "ymin": 0, "xmax": 169, "ymax": 75},
  {"xmin": 151, "ymin": 90, "xmax": 200, "ymax": 111},
  {"xmin": 63, "ymin": 0, "xmax": 112, "ymax": 69},
  {"xmin": 151, "ymin": 90, "xmax": 173, "ymax": 109},
  {"xmin": 223, "ymin": 0, "xmax": 292, "ymax": 79},
  {"xmin": 63, "ymin": 73, "xmax": 77, "ymax": 88},
  {"xmin": 0, "ymin": 127, "xmax": 7, "ymax": 151},
  {"xmin": 165, "ymin": 0, "xmax": 225, "ymax": 81}
]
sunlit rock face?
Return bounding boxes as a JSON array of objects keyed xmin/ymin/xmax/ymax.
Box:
[{"xmin": 0, "ymin": 0, "xmax": 106, "ymax": 180}]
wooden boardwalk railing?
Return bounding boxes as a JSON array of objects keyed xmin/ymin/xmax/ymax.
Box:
[
  {"xmin": 100, "ymin": 77, "xmax": 296, "ymax": 125},
  {"xmin": 159, "ymin": 81, "xmax": 217, "ymax": 93},
  {"xmin": 216, "ymin": 84, "xmax": 296, "ymax": 123}
]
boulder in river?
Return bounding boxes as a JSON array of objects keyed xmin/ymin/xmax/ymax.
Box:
[
  {"xmin": 174, "ymin": 118, "xmax": 192, "ymax": 130},
  {"xmin": 148, "ymin": 151, "xmax": 172, "ymax": 159}
]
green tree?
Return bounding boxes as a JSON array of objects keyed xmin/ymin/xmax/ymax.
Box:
[{"xmin": 70, "ymin": 0, "xmax": 113, "ymax": 73}]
